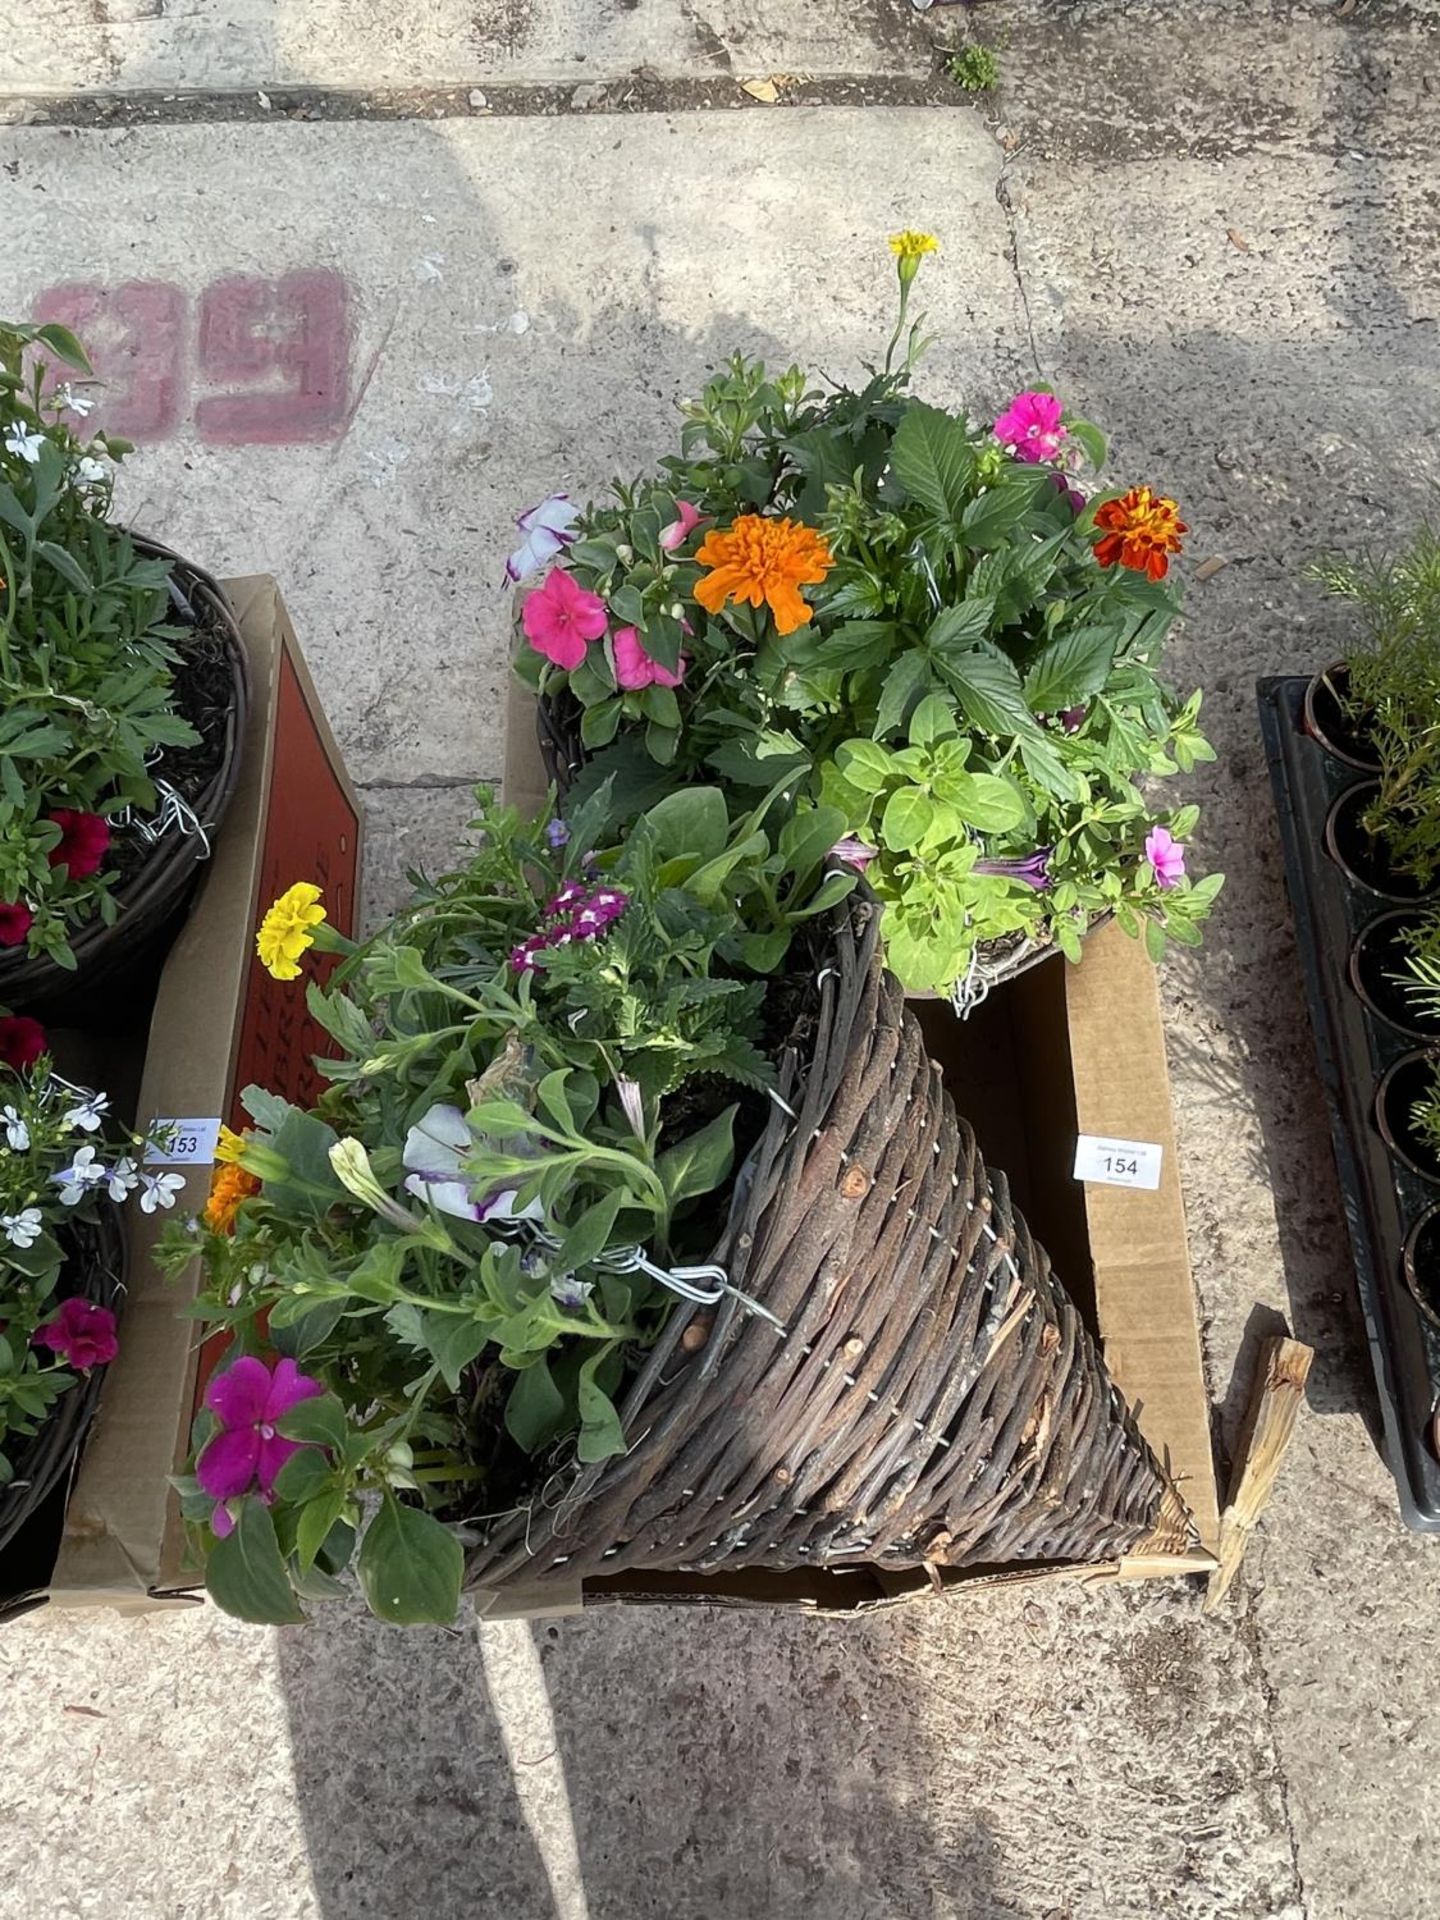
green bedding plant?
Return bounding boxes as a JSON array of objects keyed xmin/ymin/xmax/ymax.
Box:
[
  {"xmin": 0, "ymin": 320, "xmax": 203, "ymax": 969},
  {"xmin": 162, "ymin": 782, "xmax": 856, "ymax": 1626},
  {"xmin": 1315, "ymin": 527, "xmax": 1440, "ymax": 889},
  {"xmin": 510, "ymin": 233, "xmax": 1220, "ymax": 996}
]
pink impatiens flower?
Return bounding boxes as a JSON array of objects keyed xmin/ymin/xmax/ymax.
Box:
[
  {"xmin": 659, "ymin": 500, "xmax": 710, "ymax": 552},
  {"xmin": 994, "ymin": 390, "xmax": 1066, "ymax": 465},
  {"xmin": 521, "ymin": 568, "xmax": 609, "ymax": 671},
  {"xmin": 614, "ymin": 627, "xmax": 686, "ymax": 691},
  {"xmin": 33, "ymin": 1298, "xmax": 119, "ymax": 1370},
  {"xmin": 196, "ymin": 1355, "xmax": 324, "ymax": 1536},
  {"xmin": 1144, "ymin": 825, "xmax": 1186, "ymax": 890}
]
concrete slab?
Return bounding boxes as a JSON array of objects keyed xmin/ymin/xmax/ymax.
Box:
[
  {"xmin": 1, "ymin": 112, "xmax": 1022, "ymax": 793},
  {"xmin": 4, "ymin": 0, "xmax": 937, "ymax": 95}
]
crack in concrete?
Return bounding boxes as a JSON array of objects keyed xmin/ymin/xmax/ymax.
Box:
[
  {"xmin": 991, "ymin": 142, "xmax": 1045, "ymax": 381},
  {"xmin": 1232, "ymin": 1582, "xmax": 1312, "ymax": 1918}
]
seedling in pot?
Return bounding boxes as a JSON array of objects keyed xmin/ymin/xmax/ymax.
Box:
[
  {"xmin": 1375, "ymin": 1049, "xmax": 1440, "ymax": 1183},
  {"xmin": 1313, "ymin": 530, "xmax": 1440, "ymax": 891},
  {"xmin": 1403, "ymin": 1204, "xmax": 1440, "ymax": 1334},
  {"xmin": 1348, "ymin": 908, "xmax": 1440, "ymax": 1039},
  {"xmin": 1302, "ymin": 660, "xmax": 1381, "ymax": 773},
  {"xmin": 1324, "ymin": 783, "xmax": 1438, "ymax": 902}
]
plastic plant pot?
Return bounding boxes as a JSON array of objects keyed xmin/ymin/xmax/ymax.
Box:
[
  {"xmin": 1403, "ymin": 1206, "xmax": 1440, "ymax": 1335},
  {"xmin": 1324, "ymin": 782, "xmax": 1437, "ymax": 903},
  {"xmin": 1348, "ymin": 910, "xmax": 1440, "ymax": 1041},
  {"xmin": 1375, "ymin": 1049, "xmax": 1440, "ymax": 1184},
  {"xmin": 1304, "ymin": 661, "xmax": 1382, "ymax": 773}
]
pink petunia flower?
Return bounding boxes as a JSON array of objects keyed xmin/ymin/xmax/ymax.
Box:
[
  {"xmin": 0, "ymin": 901, "xmax": 33, "ymax": 947},
  {"xmin": 614, "ymin": 627, "xmax": 686, "ymax": 691},
  {"xmin": 994, "ymin": 390, "xmax": 1066, "ymax": 465},
  {"xmin": 659, "ymin": 500, "xmax": 710, "ymax": 552},
  {"xmin": 33, "ymin": 1298, "xmax": 119, "ymax": 1370},
  {"xmin": 1144, "ymin": 825, "xmax": 1186, "ymax": 890},
  {"xmin": 0, "ymin": 1015, "xmax": 46, "ymax": 1073},
  {"xmin": 196, "ymin": 1355, "xmax": 324, "ymax": 1536},
  {"xmin": 522, "ymin": 568, "xmax": 609, "ymax": 671},
  {"xmin": 830, "ymin": 836, "xmax": 878, "ymax": 874}
]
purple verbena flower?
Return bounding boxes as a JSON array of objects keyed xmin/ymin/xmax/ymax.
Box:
[{"xmin": 545, "ymin": 882, "xmax": 588, "ymax": 918}]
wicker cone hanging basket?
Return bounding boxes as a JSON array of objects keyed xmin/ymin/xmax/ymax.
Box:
[
  {"xmin": 0, "ymin": 536, "xmax": 249, "ymax": 1022},
  {"xmin": 465, "ymin": 894, "xmax": 1192, "ymax": 1599}
]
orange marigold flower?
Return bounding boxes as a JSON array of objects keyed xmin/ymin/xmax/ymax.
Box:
[
  {"xmin": 693, "ymin": 515, "xmax": 833, "ymax": 637},
  {"xmin": 1092, "ymin": 486, "xmax": 1188, "ymax": 582},
  {"xmin": 204, "ymin": 1161, "xmax": 261, "ymax": 1236}
]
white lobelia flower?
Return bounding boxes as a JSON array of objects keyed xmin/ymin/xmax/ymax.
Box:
[
  {"xmin": 52, "ymin": 1144, "xmax": 107, "ymax": 1205},
  {"xmin": 139, "ymin": 1170, "xmax": 186, "ymax": 1214},
  {"xmin": 2, "ymin": 1105, "xmax": 29, "ymax": 1151},
  {"xmin": 5, "ymin": 425, "xmax": 45, "ymax": 464},
  {"xmin": 550, "ymin": 1272, "xmax": 595, "ymax": 1310},
  {"xmin": 75, "ymin": 456, "xmax": 108, "ymax": 486},
  {"xmin": 504, "ymin": 492, "xmax": 581, "ymax": 585},
  {"xmin": 1, "ymin": 1208, "xmax": 43, "ymax": 1250},
  {"xmin": 57, "ymin": 384, "xmax": 95, "ymax": 418},
  {"xmin": 63, "ymin": 1089, "xmax": 110, "ymax": 1133},
  {"xmin": 103, "ymin": 1156, "xmax": 140, "ymax": 1202}
]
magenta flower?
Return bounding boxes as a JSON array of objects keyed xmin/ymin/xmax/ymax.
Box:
[
  {"xmin": 569, "ymin": 887, "xmax": 629, "ymax": 937},
  {"xmin": 510, "ymin": 932, "xmax": 549, "ymax": 973},
  {"xmin": 659, "ymin": 500, "xmax": 710, "ymax": 552},
  {"xmin": 1059, "ymin": 705, "xmax": 1087, "ymax": 734},
  {"xmin": 614, "ymin": 626, "xmax": 686, "ymax": 692},
  {"xmin": 521, "ymin": 568, "xmax": 608, "ymax": 671},
  {"xmin": 1144, "ymin": 825, "xmax": 1186, "ymax": 890},
  {"xmin": 830, "ymin": 835, "xmax": 878, "ymax": 873},
  {"xmin": 994, "ymin": 391, "xmax": 1066, "ymax": 465},
  {"xmin": 196, "ymin": 1356, "xmax": 324, "ymax": 1534},
  {"xmin": 33, "ymin": 1298, "xmax": 119, "ymax": 1371},
  {"xmin": 974, "ymin": 848, "xmax": 1053, "ymax": 891},
  {"xmin": 546, "ymin": 881, "xmax": 589, "ymax": 917}
]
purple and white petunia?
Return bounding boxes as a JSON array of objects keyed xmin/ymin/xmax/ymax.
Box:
[
  {"xmin": 973, "ymin": 848, "xmax": 1054, "ymax": 892},
  {"xmin": 504, "ymin": 493, "xmax": 582, "ymax": 585},
  {"xmin": 401, "ymin": 1103, "xmax": 544, "ymax": 1225}
]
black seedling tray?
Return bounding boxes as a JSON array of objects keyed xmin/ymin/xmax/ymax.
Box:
[{"xmin": 1259, "ymin": 674, "xmax": 1440, "ymax": 1531}]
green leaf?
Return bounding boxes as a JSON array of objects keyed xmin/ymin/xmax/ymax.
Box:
[
  {"xmin": 835, "ymin": 738, "xmax": 894, "ymax": 794},
  {"xmin": 908, "ymin": 694, "xmax": 958, "ymax": 747},
  {"xmin": 423, "ymin": 1312, "xmax": 490, "ymax": 1393},
  {"xmin": 33, "ymin": 322, "xmax": 92, "ymax": 372},
  {"xmin": 536, "ymin": 1068, "xmax": 576, "ymax": 1133},
  {"xmin": 954, "ymin": 773, "xmax": 1028, "ymax": 833},
  {"xmin": 873, "ymin": 651, "xmax": 931, "ymax": 741},
  {"xmin": 576, "ymin": 1348, "xmax": 627, "ymax": 1463},
  {"xmin": 933, "ymin": 649, "xmax": 1039, "ymax": 739},
  {"xmin": 890, "ymin": 402, "xmax": 977, "ymax": 525},
  {"xmin": 1021, "ymin": 625, "xmax": 1118, "ymax": 713},
  {"xmin": 960, "ymin": 477, "xmax": 1042, "ymax": 550},
  {"xmin": 273, "ymin": 1447, "xmax": 333, "ymax": 1504},
  {"xmin": 1144, "ymin": 918, "xmax": 1168, "ymax": 963},
  {"xmin": 556, "ymin": 1187, "xmax": 625, "ymax": 1274},
  {"xmin": 642, "ymin": 786, "xmax": 730, "ymax": 863},
  {"xmin": 656, "ymin": 1104, "xmax": 738, "ymax": 1207},
  {"xmin": 357, "ymin": 1497, "xmax": 463, "ymax": 1626},
  {"xmin": 581, "ymin": 697, "xmax": 622, "ymax": 749},
  {"xmin": 206, "ymin": 1498, "xmax": 305, "ymax": 1625},
  {"xmin": 505, "ymin": 1358, "xmax": 568, "ymax": 1453},
  {"xmin": 34, "ymin": 540, "xmax": 93, "ymax": 594},
  {"xmin": 275, "ymin": 1392, "xmax": 349, "ymax": 1452},
  {"xmin": 881, "ymin": 786, "xmax": 936, "ymax": 852},
  {"xmin": 1068, "ymin": 418, "xmax": 1107, "ymax": 470},
  {"xmin": 295, "ymin": 1487, "xmax": 348, "ymax": 1573},
  {"xmin": 924, "ymin": 600, "xmax": 995, "ymax": 657}
]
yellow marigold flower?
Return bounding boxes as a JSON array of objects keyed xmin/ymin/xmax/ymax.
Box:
[
  {"xmin": 203, "ymin": 1161, "xmax": 260, "ymax": 1236},
  {"xmin": 889, "ymin": 230, "xmax": 939, "ymax": 261},
  {"xmin": 215, "ymin": 1124, "xmax": 249, "ymax": 1165},
  {"xmin": 693, "ymin": 515, "xmax": 833, "ymax": 637},
  {"xmin": 256, "ymin": 881, "xmax": 327, "ymax": 982}
]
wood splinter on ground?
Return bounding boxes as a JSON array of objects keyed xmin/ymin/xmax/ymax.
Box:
[{"xmin": 1205, "ymin": 1335, "xmax": 1314, "ymax": 1612}]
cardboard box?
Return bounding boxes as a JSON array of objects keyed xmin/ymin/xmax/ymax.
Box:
[
  {"xmin": 494, "ymin": 679, "xmax": 1218, "ymax": 1614},
  {"xmin": 16, "ymin": 578, "xmax": 361, "ymax": 1617}
]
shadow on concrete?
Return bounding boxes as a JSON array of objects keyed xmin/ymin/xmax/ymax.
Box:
[{"xmin": 276, "ymin": 1601, "xmax": 1014, "ymax": 1920}]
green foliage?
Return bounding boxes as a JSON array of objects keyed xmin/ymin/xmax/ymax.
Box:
[
  {"xmin": 173, "ymin": 784, "xmax": 854, "ymax": 1627},
  {"xmin": 0, "ymin": 320, "xmax": 200, "ymax": 968},
  {"xmin": 1412, "ymin": 1060, "xmax": 1440, "ymax": 1167},
  {"xmin": 1392, "ymin": 906, "xmax": 1440, "ymax": 1025},
  {"xmin": 521, "ymin": 254, "xmax": 1218, "ymax": 993},
  {"xmin": 1318, "ymin": 528, "xmax": 1440, "ymax": 888},
  {"xmin": 947, "ymin": 44, "xmax": 1000, "ymax": 92}
]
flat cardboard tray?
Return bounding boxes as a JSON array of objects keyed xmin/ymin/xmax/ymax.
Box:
[
  {"xmin": 495, "ymin": 680, "xmax": 1219, "ymax": 1614},
  {"xmin": 5, "ymin": 578, "xmax": 362, "ymax": 1620},
  {"xmin": 1258, "ymin": 673, "xmax": 1440, "ymax": 1531}
]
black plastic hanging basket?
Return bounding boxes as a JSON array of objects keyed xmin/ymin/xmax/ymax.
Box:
[
  {"xmin": 0, "ymin": 535, "xmax": 250, "ymax": 1023},
  {"xmin": 0, "ymin": 1206, "xmax": 126, "ymax": 1557},
  {"xmin": 465, "ymin": 891, "xmax": 1191, "ymax": 1599}
]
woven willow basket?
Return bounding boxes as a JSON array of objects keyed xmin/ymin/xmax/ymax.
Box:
[{"xmin": 465, "ymin": 894, "xmax": 1191, "ymax": 1598}]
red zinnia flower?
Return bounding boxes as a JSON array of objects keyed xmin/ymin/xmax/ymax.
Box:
[
  {"xmin": 47, "ymin": 809, "xmax": 110, "ymax": 880},
  {"xmin": 0, "ymin": 1016, "xmax": 47, "ymax": 1072},
  {"xmin": 1092, "ymin": 486, "xmax": 1188, "ymax": 582},
  {"xmin": 0, "ymin": 902, "xmax": 33, "ymax": 947}
]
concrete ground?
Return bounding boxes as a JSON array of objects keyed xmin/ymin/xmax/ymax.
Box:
[{"xmin": 2, "ymin": 2, "xmax": 1439, "ymax": 1915}]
